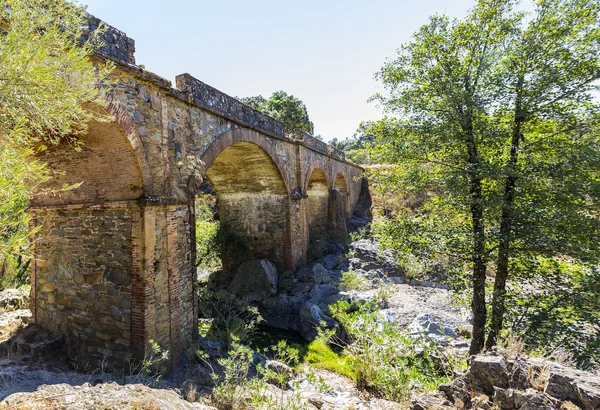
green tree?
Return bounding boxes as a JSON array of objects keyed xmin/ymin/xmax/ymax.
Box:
[
  {"xmin": 0, "ymin": 0, "xmax": 110, "ymax": 288},
  {"xmin": 486, "ymin": 0, "xmax": 600, "ymax": 348},
  {"xmin": 239, "ymin": 91, "xmax": 315, "ymax": 137},
  {"xmin": 369, "ymin": 0, "xmax": 600, "ymax": 355}
]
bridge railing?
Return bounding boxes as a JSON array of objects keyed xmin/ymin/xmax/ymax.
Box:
[
  {"xmin": 84, "ymin": 14, "xmax": 136, "ymax": 66},
  {"xmin": 293, "ymin": 132, "xmax": 346, "ymax": 161},
  {"xmin": 83, "ymin": 14, "xmax": 349, "ymax": 164}
]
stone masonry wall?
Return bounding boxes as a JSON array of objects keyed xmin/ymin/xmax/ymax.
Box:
[
  {"xmin": 31, "ymin": 207, "xmax": 134, "ymax": 367},
  {"xmin": 219, "ymin": 194, "xmax": 288, "ymax": 271}
]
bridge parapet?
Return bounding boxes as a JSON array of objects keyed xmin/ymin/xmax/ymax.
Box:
[
  {"xmin": 176, "ymin": 73, "xmax": 285, "ymax": 139},
  {"xmin": 293, "ymin": 132, "xmax": 346, "ymax": 161},
  {"xmin": 84, "ymin": 14, "xmax": 136, "ymax": 66}
]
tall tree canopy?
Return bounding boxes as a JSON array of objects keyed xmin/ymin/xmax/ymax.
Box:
[
  {"xmin": 368, "ymin": 0, "xmax": 600, "ymax": 361},
  {"xmin": 239, "ymin": 91, "xmax": 315, "ymax": 137},
  {"xmin": 0, "ymin": 0, "xmax": 110, "ymax": 288}
]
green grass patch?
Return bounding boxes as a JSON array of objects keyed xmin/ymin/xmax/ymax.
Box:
[{"xmin": 305, "ymin": 339, "xmax": 355, "ymax": 380}]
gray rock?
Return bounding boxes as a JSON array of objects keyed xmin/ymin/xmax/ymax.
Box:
[
  {"xmin": 494, "ymin": 387, "xmax": 516, "ymax": 409},
  {"xmin": 377, "ymin": 309, "xmax": 396, "ymax": 324},
  {"xmin": 295, "ymin": 265, "xmax": 313, "ymax": 283},
  {"xmin": 299, "ymin": 303, "xmax": 336, "ymax": 341},
  {"xmin": 308, "ymin": 284, "xmax": 337, "ymax": 304},
  {"xmin": 411, "ymin": 392, "xmax": 454, "ymax": 410},
  {"xmin": 348, "ymin": 239, "xmax": 401, "ymax": 277},
  {"xmin": 513, "ymin": 389, "xmax": 556, "ymax": 410},
  {"xmin": 312, "ymin": 264, "xmax": 332, "ymax": 284},
  {"xmin": 408, "ymin": 313, "xmax": 457, "ymax": 345},
  {"xmin": 227, "ymin": 259, "xmax": 277, "ymax": 302},
  {"xmin": 470, "ymin": 354, "xmax": 510, "ymax": 395},
  {"xmin": 320, "ymin": 254, "xmax": 344, "ymax": 270},
  {"xmin": 545, "ymin": 364, "xmax": 600, "ymax": 410},
  {"xmin": 296, "ymin": 263, "xmax": 331, "ymax": 285},
  {"xmin": 335, "ymin": 261, "xmax": 349, "ymax": 272}
]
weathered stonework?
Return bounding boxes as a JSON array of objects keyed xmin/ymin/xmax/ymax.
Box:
[{"xmin": 28, "ymin": 15, "xmax": 364, "ymax": 369}]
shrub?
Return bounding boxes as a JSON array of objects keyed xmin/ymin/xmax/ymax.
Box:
[
  {"xmin": 211, "ymin": 340, "xmax": 256, "ymax": 410},
  {"xmin": 195, "ymin": 200, "xmax": 253, "ymax": 274},
  {"xmin": 339, "ymin": 270, "xmax": 370, "ymax": 291},
  {"xmin": 329, "ymin": 301, "xmax": 462, "ymax": 403},
  {"xmin": 197, "ymin": 287, "xmax": 263, "ymax": 349},
  {"xmin": 195, "ymin": 202, "xmax": 221, "ymax": 273}
]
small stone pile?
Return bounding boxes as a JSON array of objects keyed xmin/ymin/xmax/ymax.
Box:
[{"xmin": 412, "ymin": 350, "xmax": 600, "ymax": 410}]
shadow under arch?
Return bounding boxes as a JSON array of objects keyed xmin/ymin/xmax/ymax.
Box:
[
  {"xmin": 306, "ymin": 166, "xmax": 329, "ymax": 242},
  {"xmin": 199, "ymin": 129, "xmax": 292, "ymax": 270},
  {"xmin": 333, "ymin": 172, "xmax": 350, "ymax": 217}
]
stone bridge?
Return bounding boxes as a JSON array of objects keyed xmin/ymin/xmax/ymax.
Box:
[{"xmin": 26, "ymin": 16, "xmax": 363, "ymax": 368}]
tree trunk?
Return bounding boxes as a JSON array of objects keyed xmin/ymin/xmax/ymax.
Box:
[
  {"xmin": 464, "ymin": 109, "xmax": 488, "ymax": 356},
  {"xmin": 486, "ymin": 76, "xmax": 525, "ymax": 349}
]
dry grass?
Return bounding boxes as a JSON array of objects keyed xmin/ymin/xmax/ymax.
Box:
[{"xmin": 528, "ymin": 364, "xmax": 550, "ymax": 391}]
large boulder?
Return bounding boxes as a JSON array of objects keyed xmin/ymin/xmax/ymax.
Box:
[
  {"xmin": 348, "ymin": 239, "xmax": 402, "ymax": 277},
  {"xmin": 545, "ymin": 363, "xmax": 600, "ymax": 410},
  {"xmin": 296, "ymin": 263, "xmax": 331, "ymax": 284},
  {"xmin": 227, "ymin": 259, "xmax": 278, "ymax": 302},
  {"xmin": 469, "ymin": 353, "xmax": 510, "ymax": 395}
]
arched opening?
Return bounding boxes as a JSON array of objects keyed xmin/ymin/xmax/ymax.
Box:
[
  {"xmin": 203, "ymin": 141, "xmax": 289, "ymax": 272},
  {"xmin": 333, "ymin": 172, "xmax": 349, "ymax": 217},
  {"xmin": 306, "ymin": 168, "xmax": 329, "ymax": 243},
  {"xmin": 32, "ymin": 112, "xmax": 144, "ymax": 206}
]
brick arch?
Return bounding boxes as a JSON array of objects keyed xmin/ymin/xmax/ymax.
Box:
[
  {"xmin": 199, "ymin": 127, "xmax": 291, "ymax": 194},
  {"xmin": 333, "ymin": 172, "xmax": 349, "ymax": 193},
  {"xmin": 104, "ymin": 97, "xmax": 153, "ymax": 194},
  {"xmin": 333, "ymin": 171, "xmax": 350, "ymax": 217},
  {"xmin": 31, "ymin": 103, "xmax": 148, "ymax": 206},
  {"xmin": 198, "ymin": 128, "xmax": 293, "ymax": 270},
  {"xmin": 305, "ymin": 164, "xmax": 329, "ymax": 243},
  {"xmin": 303, "ymin": 160, "xmax": 328, "ymax": 192}
]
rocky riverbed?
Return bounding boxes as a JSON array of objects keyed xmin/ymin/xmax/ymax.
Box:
[{"xmin": 0, "ymin": 233, "xmax": 595, "ymax": 409}]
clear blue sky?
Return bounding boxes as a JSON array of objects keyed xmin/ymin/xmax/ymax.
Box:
[{"xmin": 81, "ymin": 0, "xmax": 476, "ymax": 141}]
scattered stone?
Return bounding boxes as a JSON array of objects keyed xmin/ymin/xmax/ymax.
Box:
[
  {"xmin": 408, "ymin": 313, "xmax": 457, "ymax": 345},
  {"xmin": 412, "ymin": 392, "xmax": 454, "ymax": 410},
  {"xmin": 0, "ymin": 382, "xmax": 216, "ymax": 409},
  {"xmin": 0, "ymin": 288, "xmax": 28, "ymax": 311}
]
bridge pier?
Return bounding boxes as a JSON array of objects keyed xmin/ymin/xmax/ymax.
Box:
[{"xmin": 28, "ymin": 201, "xmax": 198, "ymax": 369}]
